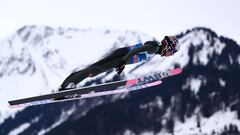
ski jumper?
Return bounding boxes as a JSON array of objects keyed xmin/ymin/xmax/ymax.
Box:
[{"xmin": 60, "ymin": 41, "xmax": 161, "ymax": 90}]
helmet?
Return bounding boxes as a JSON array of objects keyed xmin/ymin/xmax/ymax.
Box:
[{"xmin": 161, "ymin": 36, "xmax": 180, "ymax": 54}]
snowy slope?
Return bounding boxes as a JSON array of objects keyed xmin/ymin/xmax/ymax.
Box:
[{"xmin": 174, "ymin": 108, "xmax": 240, "ymax": 135}]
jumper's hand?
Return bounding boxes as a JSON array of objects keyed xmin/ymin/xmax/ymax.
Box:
[{"xmin": 115, "ymin": 60, "xmax": 126, "ymax": 75}]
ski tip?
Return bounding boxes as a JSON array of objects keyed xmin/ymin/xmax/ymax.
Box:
[
  {"xmin": 171, "ymin": 68, "xmax": 183, "ymax": 75},
  {"xmin": 126, "ymin": 79, "xmax": 138, "ymax": 86}
]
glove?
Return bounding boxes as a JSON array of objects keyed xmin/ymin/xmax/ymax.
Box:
[{"xmin": 115, "ymin": 60, "xmax": 126, "ymax": 74}]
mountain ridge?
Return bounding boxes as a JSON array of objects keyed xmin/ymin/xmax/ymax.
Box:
[{"xmin": 0, "ymin": 25, "xmax": 239, "ymax": 135}]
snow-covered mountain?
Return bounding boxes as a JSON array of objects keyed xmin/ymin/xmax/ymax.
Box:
[{"xmin": 0, "ymin": 25, "xmax": 240, "ymax": 135}]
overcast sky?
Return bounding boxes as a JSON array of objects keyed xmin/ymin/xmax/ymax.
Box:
[{"xmin": 0, "ymin": 0, "xmax": 239, "ymax": 43}]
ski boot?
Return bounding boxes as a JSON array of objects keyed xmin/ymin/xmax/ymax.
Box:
[{"xmin": 54, "ymin": 83, "xmax": 77, "ymax": 100}]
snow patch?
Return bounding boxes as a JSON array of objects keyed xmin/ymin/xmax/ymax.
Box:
[
  {"xmin": 219, "ymin": 78, "xmax": 226, "ymax": 87},
  {"xmin": 237, "ymin": 55, "xmax": 240, "ymax": 65},
  {"xmin": 201, "ymin": 109, "xmax": 240, "ymax": 134},
  {"xmin": 194, "ymin": 47, "xmax": 212, "ymax": 65},
  {"xmin": 8, "ymin": 123, "xmax": 30, "ymax": 135},
  {"xmin": 214, "ymin": 39, "xmax": 225, "ymax": 55},
  {"xmin": 124, "ymin": 129, "xmax": 155, "ymax": 135},
  {"xmin": 140, "ymin": 97, "xmax": 163, "ymax": 109},
  {"xmin": 190, "ymin": 78, "xmax": 202, "ymax": 94},
  {"xmin": 188, "ymin": 31, "xmax": 225, "ymax": 66},
  {"xmin": 124, "ymin": 129, "xmax": 135, "ymax": 135},
  {"xmin": 182, "ymin": 76, "xmax": 205, "ymax": 94},
  {"xmin": 38, "ymin": 106, "xmax": 76, "ymax": 135},
  {"xmin": 174, "ymin": 114, "xmax": 199, "ymax": 135},
  {"xmin": 174, "ymin": 109, "xmax": 240, "ymax": 135},
  {"xmin": 218, "ymin": 65, "xmax": 228, "ymax": 70},
  {"xmin": 228, "ymin": 55, "xmax": 233, "ymax": 64},
  {"xmin": 140, "ymin": 131, "xmax": 154, "ymax": 135}
]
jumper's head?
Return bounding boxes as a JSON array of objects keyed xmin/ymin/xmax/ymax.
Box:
[{"xmin": 160, "ymin": 36, "xmax": 180, "ymax": 57}]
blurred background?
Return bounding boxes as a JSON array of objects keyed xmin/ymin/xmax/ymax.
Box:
[{"xmin": 0, "ymin": 0, "xmax": 240, "ymax": 135}]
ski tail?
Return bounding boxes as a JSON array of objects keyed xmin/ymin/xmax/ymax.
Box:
[{"xmin": 170, "ymin": 68, "xmax": 182, "ymax": 75}]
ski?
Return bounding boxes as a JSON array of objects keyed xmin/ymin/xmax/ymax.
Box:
[
  {"xmin": 8, "ymin": 68, "xmax": 182, "ymax": 108},
  {"xmin": 9, "ymin": 80, "xmax": 163, "ymax": 108}
]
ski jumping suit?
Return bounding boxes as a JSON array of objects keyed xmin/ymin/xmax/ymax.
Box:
[{"xmin": 60, "ymin": 41, "xmax": 161, "ymax": 90}]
